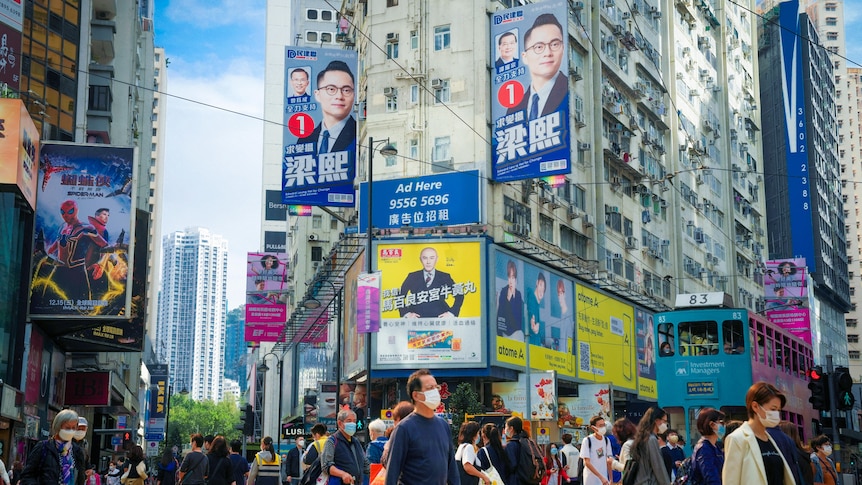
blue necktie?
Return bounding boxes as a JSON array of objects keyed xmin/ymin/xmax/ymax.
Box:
[
  {"xmin": 319, "ymin": 130, "xmax": 330, "ymax": 154},
  {"xmin": 528, "ymin": 93, "xmax": 540, "ymax": 120}
]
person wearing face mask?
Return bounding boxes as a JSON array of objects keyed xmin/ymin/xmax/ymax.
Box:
[
  {"xmin": 628, "ymin": 406, "xmax": 671, "ymax": 485},
  {"xmin": 384, "ymin": 369, "xmax": 459, "ymax": 485},
  {"xmin": 248, "ymin": 436, "xmax": 281, "ymax": 485},
  {"xmin": 321, "ymin": 410, "xmax": 369, "ymax": 485},
  {"xmin": 688, "ymin": 408, "xmax": 725, "ymax": 485},
  {"xmin": 285, "ymin": 437, "xmax": 304, "ymax": 485},
  {"xmin": 106, "ymin": 462, "xmax": 122, "ymax": 485},
  {"xmin": 456, "ymin": 421, "xmax": 491, "ymax": 485},
  {"xmin": 722, "ymin": 382, "xmax": 795, "ymax": 485},
  {"xmin": 810, "ymin": 435, "xmax": 837, "ymax": 485},
  {"xmin": 542, "ymin": 443, "xmax": 566, "ymax": 485},
  {"xmin": 662, "ymin": 430, "xmax": 686, "ymax": 480},
  {"xmin": 580, "ymin": 416, "xmax": 613, "ymax": 485},
  {"xmin": 20, "ymin": 409, "xmax": 88, "ymax": 485}
]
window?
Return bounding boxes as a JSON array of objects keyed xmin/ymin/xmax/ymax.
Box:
[
  {"xmin": 386, "ymin": 40, "xmax": 399, "ymax": 59},
  {"xmin": 825, "ymin": 2, "xmax": 837, "ymax": 10},
  {"xmin": 826, "ymin": 32, "xmax": 838, "ymax": 41},
  {"xmin": 312, "ymin": 215, "xmax": 322, "ymax": 229},
  {"xmin": 411, "ymin": 30, "xmax": 419, "ymax": 49},
  {"xmin": 410, "ymin": 84, "xmax": 419, "ymax": 103},
  {"xmin": 849, "ymin": 335, "xmax": 860, "ymax": 343},
  {"xmin": 539, "ymin": 215, "xmax": 554, "ymax": 242},
  {"xmin": 722, "ymin": 319, "xmax": 744, "ymax": 354},
  {"xmin": 658, "ymin": 322, "xmax": 675, "ymax": 356},
  {"xmin": 321, "ymin": 10, "xmax": 333, "ymax": 21},
  {"xmin": 311, "ymin": 246, "xmax": 323, "ymax": 262},
  {"xmin": 306, "ymin": 9, "xmax": 318, "ymax": 20},
  {"xmin": 385, "ymin": 143, "xmax": 398, "ymax": 167},
  {"xmin": 330, "ymin": 217, "xmax": 339, "ymax": 230},
  {"xmin": 432, "ymin": 136, "xmax": 452, "ymax": 172},
  {"xmin": 387, "ymin": 0, "xmax": 398, "ymax": 6},
  {"xmin": 826, "ymin": 17, "xmax": 837, "ymax": 26},
  {"xmin": 679, "ymin": 320, "xmax": 718, "ymax": 356},
  {"xmin": 433, "ymin": 79, "xmax": 450, "ymax": 104},
  {"xmin": 385, "ymin": 88, "xmax": 398, "ymax": 112},
  {"xmin": 851, "ymin": 351, "xmax": 861, "ymax": 360},
  {"xmin": 434, "ymin": 25, "xmax": 451, "ymax": 51},
  {"xmin": 88, "ymin": 85, "xmax": 112, "ymax": 111},
  {"xmin": 321, "ymin": 32, "xmax": 332, "ymax": 43},
  {"xmin": 306, "ymin": 31, "xmax": 318, "ymax": 42},
  {"xmin": 409, "ymin": 139, "xmax": 419, "ymax": 160}
]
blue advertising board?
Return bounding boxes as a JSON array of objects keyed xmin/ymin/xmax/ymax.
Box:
[
  {"xmin": 778, "ymin": 0, "xmax": 815, "ymax": 272},
  {"xmin": 490, "ymin": 0, "xmax": 570, "ymax": 182},
  {"xmin": 357, "ymin": 170, "xmax": 480, "ymax": 230},
  {"xmin": 282, "ymin": 47, "xmax": 358, "ymax": 207}
]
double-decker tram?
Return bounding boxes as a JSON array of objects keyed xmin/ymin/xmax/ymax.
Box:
[{"xmin": 654, "ymin": 292, "xmax": 816, "ymax": 452}]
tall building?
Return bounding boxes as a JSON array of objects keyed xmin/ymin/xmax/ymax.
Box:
[
  {"xmin": 848, "ymin": 66, "xmax": 862, "ymax": 384},
  {"xmin": 157, "ymin": 227, "xmax": 229, "ymax": 402},
  {"xmin": 224, "ymin": 306, "xmax": 249, "ymax": 394},
  {"xmin": 757, "ymin": 5, "xmax": 849, "ymax": 363},
  {"xmin": 147, "ymin": 47, "xmax": 168, "ymax": 338}
]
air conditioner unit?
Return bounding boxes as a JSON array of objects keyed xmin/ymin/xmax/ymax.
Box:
[
  {"xmin": 612, "ymin": 252, "xmax": 623, "ymax": 260},
  {"xmin": 569, "ymin": 66, "xmax": 583, "ymax": 80},
  {"xmin": 622, "ymin": 12, "xmax": 631, "ymax": 19},
  {"xmin": 579, "ymin": 142, "xmax": 591, "ymax": 150},
  {"xmin": 308, "ymin": 234, "xmax": 318, "ymax": 241},
  {"xmin": 609, "ymin": 206, "xmax": 620, "ymax": 213},
  {"xmin": 431, "ymin": 78, "xmax": 444, "ymax": 88},
  {"xmin": 550, "ymin": 195, "xmax": 561, "ymax": 209},
  {"xmin": 645, "ymin": 287, "xmax": 655, "ymax": 297},
  {"xmin": 383, "ymin": 87, "xmax": 396, "ymax": 97},
  {"xmin": 583, "ymin": 214, "xmax": 594, "ymax": 227},
  {"xmin": 312, "ymin": 261, "xmax": 321, "ymax": 270},
  {"xmin": 386, "ymin": 32, "xmax": 399, "ymax": 43},
  {"xmin": 572, "ymin": 1, "xmax": 585, "ymax": 9},
  {"xmin": 568, "ymin": 208, "xmax": 580, "ymax": 220},
  {"xmin": 626, "ymin": 236, "xmax": 638, "ymax": 249}
]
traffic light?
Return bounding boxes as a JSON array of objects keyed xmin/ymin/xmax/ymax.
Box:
[
  {"xmin": 834, "ymin": 366, "xmax": 855, "ymax": 411},
  {"xmin": 242, "ymin": 404, "xmax": 254, "ymax": 436},
  {"xmin": 808, "ymin": 366, "xmax": 830, "ymax": 410},
  {"xmin": 122, "ymin": 431, "xmax": 133, "ymax": 450}
]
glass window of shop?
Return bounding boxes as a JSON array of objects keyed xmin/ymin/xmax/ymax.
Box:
[{"xmin": 0, "ymin": 192, "xmax": 32, "ymax": 383}]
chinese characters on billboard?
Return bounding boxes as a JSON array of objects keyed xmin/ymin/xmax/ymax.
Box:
[
  {"xmin": 30, "ymin": 143, "xmax": 135, "ymax": 318},
  {"xmin": 374, "ymin": 241, "xmax": 484, "ymax": 368},
  {"xmin": 245, "ymin": 252, "xmax": 289, "ymax": 342},
  {"xmin": 282, "ymin": 47, "xmax": 357, "ymax": 207},
  {"xmin": 765, "ymin": 258, "xmax": 812, "ymax": 344},
  {"xmin": 490, "ymin": 1, "xmax": 570, "ymax": 182}
]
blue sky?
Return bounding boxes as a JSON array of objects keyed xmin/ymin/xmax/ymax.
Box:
[{"xmin": 154, "ymin": 0, "xmax": 268, "ymax": 309}]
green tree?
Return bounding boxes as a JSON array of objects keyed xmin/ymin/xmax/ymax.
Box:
[
  {"xmin": 447, "ymin": 382, "xmax": 484, "ymax": 442},
  {"xmin": 165, "ymin": 393, "xmax": 242, "ymax": 447}
]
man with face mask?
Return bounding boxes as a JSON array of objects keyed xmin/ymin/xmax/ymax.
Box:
[
  {"xmin": 579, "ymin": 416, "xmax": 612, "ymax": 485},
  {"xmin": 385, "ymin": 369, "xmax": 459, "ymax": 485},
  {"xmin": 662, "ymin": 430, "xmax": 686, "ymax": 480},
  {"xmin": 285, "ymin": 437, "xmax": 304, "ymax": 485},
  {"xmin": 321, "ymin": 410, "xmax": 367, "ymax": 485}
]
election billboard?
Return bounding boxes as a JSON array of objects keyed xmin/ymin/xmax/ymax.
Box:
[
  {"xmin": 490, "ymin": 0, "xmax": 570, "ymax": 182},
  {"xmin": 491, "ymin": 247, "xmax": 576, "ymax": 379},
  {"xmin": 357, "ymin": 170, "xmax": 481, "ymax": 230},
  {"xmin": 0, "ymin": 99, "xmax": 38, "ymax": 210},
  {"xmin": 635, "ymin": 308, "xmax": 657, "ymax": 399},
  {"xmin": 282, "ymin": 47, "xmax": 357, "ymax": 207},
  {"xmin": 575, "ymin": 285, "xmax": 636, "ymax": 391},
  {"xmin": 373, "ymin": 240, "xmax": 485, "ymax": 369},
  {"xmin": 245, "ymin": 252, "xmax": 289, "ymax": 342},
  {"xmin": 30, "ymin": 143, "xmax": 135, "ymax": 318}
]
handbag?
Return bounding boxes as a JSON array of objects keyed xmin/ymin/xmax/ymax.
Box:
[
  {"xmin": 621, "ymin": 458, "xmax": 639, "ymax": 485},
  {"xmin": 479, "ymin": 447, "xmax": 505, "ymax": 485}
]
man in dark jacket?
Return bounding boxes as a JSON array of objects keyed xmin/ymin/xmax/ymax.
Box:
[{"xmin": 285, "ymin": 437, "xmax": 304, "ymax": 484}]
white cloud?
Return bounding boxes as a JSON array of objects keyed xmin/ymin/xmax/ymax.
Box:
[
  {"xmin": 164, "ymin": 0, "xmax": 266, "ymax": 29},
  {"xmin": 160, "ymin": 67, "xmax": 265, "ymax": 310}
]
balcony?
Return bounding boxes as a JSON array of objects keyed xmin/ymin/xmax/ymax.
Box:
[{"xmin": 91, "ymin": 21, "xmax": 116, "ymax": 65}]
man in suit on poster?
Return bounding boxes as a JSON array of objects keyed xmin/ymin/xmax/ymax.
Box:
[
  {"xmin": 297, "ymin": 60, "xmax": 357, "ymax": 154},
  {"xmin": 506, "ymin": 12, "xmax": 568, "ymax": 119},
  {"xmin": 399, "ymin": 247, "xmax": 464, "ymax": 318}
]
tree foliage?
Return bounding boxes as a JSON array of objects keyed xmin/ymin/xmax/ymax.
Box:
[
  {"xmin": 165, "ymin": 393, "xmax": 242, "ymax": 447},
  {"xmin": 447, "ymin": 382, "xmax": 484, "ymax": 441}
]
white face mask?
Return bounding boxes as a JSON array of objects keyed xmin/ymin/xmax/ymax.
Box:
[
  {"xmin": 296, "ymin": 439, "xmax": 305, "ymax": 448},
  {"xmin": 657, "ymin": 422, "xmax": 668, "ymax": 435},
  {"xmin": 758, "ymin": 408, "xmax": 781, "ymax": 428},
  {"xmin": 58, "ymin": 429, "xmax": 76, "ymax": 442},
  {"xmin": 595, "ymin": 426, "xmax": 606, "ymax": 436},
  {"xmin": 75, "ymin": 430, "xmax": 87, "ymax": 441},
  {"xmin": 823, "ymin": 445, "xmax": 833, "ymax": 456},
  {"xmin": 421, "ymin": 388, "xmax": 441, "ymax": 410}
]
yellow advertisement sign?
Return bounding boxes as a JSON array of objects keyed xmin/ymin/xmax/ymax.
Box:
[
  {"xmin": 493, "ymin": 250, "xmax": 577, "ymax": 378},
  {"xmin": 0, "ymin": 99, "xmax": 39, "ymax": 210},
  {"xmin": 375, "ymin": 240, "xmax": 484, "ymax": 368},
  {"xmin": 575, "ymin": 285, "xmax": 636, "ymax": 391}
]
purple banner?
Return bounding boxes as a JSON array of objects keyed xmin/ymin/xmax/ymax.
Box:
[
  {"xmin": 764, "ymin": 258, "xmax": 807, "ymax": 298},
  {"xmin": 244, "ymin": 316, "xmax": 286, "ymax": 342},
  {"xmin": 766, "ymin": 305, "xmax": 811, "ymax": 345},
  {"xmin": 357, "ymin": 272, "xmax": 381, "ymax": 333}
]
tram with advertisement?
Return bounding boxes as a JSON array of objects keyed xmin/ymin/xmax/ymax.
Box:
[{"xmin": 654, "ymin": 292, "xmax": 817, "ymax": 453}]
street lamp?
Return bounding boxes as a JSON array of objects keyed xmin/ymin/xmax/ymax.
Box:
[{"xmin": 259, "ymin": 350, "xmax": 286, "ymax": 454}]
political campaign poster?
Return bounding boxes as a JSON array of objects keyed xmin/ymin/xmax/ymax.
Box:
[
  {"xmin": 373, "ymin": 240, "xmax": 485, "ymax": 369},
  {"xmin": 491, "ymin": 0, "xmax": 570, "ymax": 182},
  {"xmin": 29, "ymin": 143, "xmax": 135, "ymax": 318},
  {"xmin": 0, "ymin": 99, "xmax": 38, "ymax": 210},
  {"xmin": 282, "ymin": 47, "xmax": 358, "ymax": 207}
]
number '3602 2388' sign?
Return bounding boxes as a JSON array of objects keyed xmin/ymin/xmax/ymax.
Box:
[{"xmin": 357, "ymin": 170, "xmax": 481, "ymax": 231}]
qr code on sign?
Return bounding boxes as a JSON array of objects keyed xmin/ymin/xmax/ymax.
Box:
[{"xmin": 579, "ymin": 342, "xmax": 591, "ymax": 373}]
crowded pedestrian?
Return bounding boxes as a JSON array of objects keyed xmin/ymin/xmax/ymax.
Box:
[
  {"xmin": 285, "ymin": 437, "xmax": 304, "ymax": 485},
  {"xmin": 366, "ymin": 420, "xmax": 388, "ymax": 465},
  {"xmin": 689, "ymin": 407, "xmax": 725, "ymax": 485},
  {"xmin": 123, "ymin": 446, "xmax": 147, "ymax": 485},
  {"xmin": 321, "ymin": 409, "xmax": 369, "ymax": 485},
  {"xmin": 10, "ymin": 460, "xmax": 22, "ymax": 485},
  {"xmin": 248, "ymin": 437, "xmax": 282, "ymax": 485},
  {"xmin": 155, "ymin": 450, "xmax": 178, "ymax": 485},
  {"xmin": 0, "ymin": 458, "xmax": 9, "ymax": 485},
  {"xmin": 810, "ymin": 435, "xmax": 838, "ymax": 485},
  {"xmin": 559, "ymin": 433, "xmax": 579, "ymax": 484},
  {"xmin": 302, "ymin": 424, "xmax": 329, "ymax": 471},
  {"xmin": 611, "ymin": 418, "xmax": 636, "ymax": 475},
  {"xmin": 384, "ymin": 369, "xmax": 459, "ymax": 485},
  {"xmin": 20, "ymin": 409, "xmax": 88, "ymax": 485},
  {"xmin": 105, "ymin": 463, "xmax": 121, "ymax": 485},
  {"xmin": 722, "ymin": 382, "xmax": 795, "ymax": 485},
  {"xmin": 629, "ymin": 406, "xmax": 671, "ymax": 485},
  {"xmin": 379, "ymin": 401, "xmax": 413, "ymax": 468},
  {"xmin": 206, "ymin": 437, "xmax": 235, "ymax": 485},
  {"xmin": 504, "ymin": 415, "xmax": 537, "ymax": 485},
  {"xmin": 178, "ymin": 434, "xmax": 209, "ymax": 485},
  {"xmin": 580, "ymin": 415, "xmax": 613, "ymax": 485},
  {"xmin": 543, "ymin": 443, "xmax": 566, "ymax": 485},
  {"xmin": 229, "ymin": 440, "xmax": 250, "ymax": 485},
  {"xmin": 663, "ymin": 429, "xmax": 685, "ymax": 480},
  {"xmin": 455, "ymin": 421, "xmax": 490, "ymax": 485},
  {"xmin": 477, "ymin": 423, "xmax": 511, "ymax": 484}
]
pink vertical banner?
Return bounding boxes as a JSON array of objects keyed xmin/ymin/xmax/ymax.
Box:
[{"xmin": 357, "ymin": 272, "xmax": 381, "ymax": 333}]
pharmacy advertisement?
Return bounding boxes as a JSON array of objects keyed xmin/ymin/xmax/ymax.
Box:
[
  {"xmin": 575, "ymin": 285, "xmax": 636, "ymax": 392},
  {"xmin": 490, "ymin": 0, "xmax": 570, "ymax": 182},
  {"xmin": 373, "ymin": 240, "xmax": 485, "ymax": 369},
  {"xmin": 282, "ymin": 47, "xmax": 357, "ymax": 207},
  {"xmin": 491, "ymin": 247, "xmax": 576, "ymax": 378},
  {"xmin": 29, "ymin": 143, "xmax": 135, "ymax": 318}
]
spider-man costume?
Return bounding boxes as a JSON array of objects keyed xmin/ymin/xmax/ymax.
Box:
[{"xmin": 45, "ymin": 200, "xmax": 108, "ymax": 302}]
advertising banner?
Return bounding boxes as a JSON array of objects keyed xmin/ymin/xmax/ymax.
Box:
[
  {"xmin": 318, "ymin": 381, "xmax": 338, "ymax": 431},
  {"xmin": 265, "ymin": 189, "xmax": 289, "ymax": 221},
  {"xmin": 246, "ymin": 252, "xmax": 290, "ymax": 292},
  {"xmin": 764, "ymin": 258, "xmax": 807, "ymax": 298},
  {"xmin": 245, "ymin": 252, "xmax": 288, "ymax": 341},
  {"xmin": 766, "ymin": 299, "xmax": 811, "ymax": 344},
  {"xmin": 146, "ymin": 364, "xmax": 168, "ymax": 436},
  {"xmin": 356, "ymin": 271, "xmax": 381, "ymax": 333},
  {"xmin": 635, "ymin": 308, "xmax": 657, "ymax": 399},
  {"xmin": 490, "ymin": 0, "xmax": 570, "ymax": 182},
  {"xmin": 491, "ymin": 372, "xmax": 558, "ymax": 420},
  {"xmin": 492, "ymin": 248, "xmax": 576, "ymax": 378},
  {"xmin": 357, "ymin": 170, "xmax": 481, "ymax": 230},
  {"xmin": 282, "ymin": 47, "xmax": 358, "ymax": 207},
  {"xmin": 264, "ymin": 231, "xmax": 287, "ymax": 252},
  {"xmin": 557, "ymin": 384, "xmax": 612, "ymax": 429},
  {"xmin": 575, "ymin": 285, "xmax": 636, "ymax": 391},
  {"xmin": 374, "ymin": 240, "xmax": 485, "ymax": 368},
  {"xmin": 0, "ymin": 23, "xmax": 20, "ymax": 91},
  {"xmin": 778, "ymin": 0, "xmax": 815, "ymax": 272},
  {"xmin": 30, "ymin": 143, "xmax": 135, "ymax": 318},
  {"xmin": 64, "ymin": 371, "xmax": 110, "ymax": 406},
  {"xmin": 0, "ymin": 99, "xmax": 38, "ymax": 209},
  {"xmin": 288, "ymin": 205, "xmax": 313, "ymax": 216},
  {"xmin": 0, "ymin": 0, "xmax": 23, "ymax": 31},
  {"xmin": 343, "ymin": 256, "xmax": 368, "ymax": 379}
]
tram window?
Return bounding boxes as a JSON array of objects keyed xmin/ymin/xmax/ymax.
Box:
[
  {"xmin": 658, "ymin": 322, "xmax": 675, "ymax": 356},
  {"xmin": 722, "ymin": 320, "xmax": 744, "ymax": 354},
  {"xmin": 665, "ymin": 406, "xmax": 685, "ymax": 441},
  {"xmin": 679, "ymin": 320, "xmax": 718, "ymax": 356}
]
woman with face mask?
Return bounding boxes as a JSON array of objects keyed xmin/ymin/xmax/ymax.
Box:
[
  {"xmin": 541, "ymin": 443, "xmax": 566, "ymax": 485},
  {"xmin": 722, "ymin": 382, "xmax": 795, "ymax": 485},
  {"xmin": 810, "ymin": 435, "xmax": 837, "ymax": 485},
  {"xmin": 20, "ymin": 409, "xmax": 87, "ymax": 485},
  {"xmin": 628, "ymin": 406, "xmax": 671, "ymax": 485},
  {"xmin": 455, "ymin": 422, "xmax": 490, "ymax": 485},
  {"xmin": 688, "ymin": 408, "xmax": 726, "ymax": 485}
]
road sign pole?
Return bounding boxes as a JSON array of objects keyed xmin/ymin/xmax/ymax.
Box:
[{"xmin": 827, "ymin": 355, "xmax": 844, "ymax": 485}]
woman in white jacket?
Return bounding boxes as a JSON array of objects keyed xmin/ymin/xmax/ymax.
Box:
[{"xmin": 722, "ymin": 382, "xmax": 796, "ymax": 485}]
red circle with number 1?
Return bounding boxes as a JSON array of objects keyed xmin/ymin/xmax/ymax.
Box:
[
  {"xmin": 497, "ymin": 80, "xmax": 525, "ymax": 109},
  {"xmin": 288, "ymin": 113, "xmax": 315, "ymax": 138}
]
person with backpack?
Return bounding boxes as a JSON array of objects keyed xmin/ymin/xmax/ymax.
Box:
[
  {"xmin": 156, "ymin": 449, "xmax": 179, "ymax": 485},
  {"xmin": 455, "ymin": 422, "xmax": 491, "ymax": 485},
  {"xmin": 248, "ymin": 437, "xmax": 282, "ymax": 485},
  {"xmin": 300, "ymin": 425, "xmax": 328, "ymax": 485},
  {"xmin": 504, "ymin": 415, "xmax": 546, "ymax": 485},
  {"xmin": 580, "ymin": 416, "xmax": 613, "ymax": 485},
  {"xmin": 321, "ymin": 409, "xmax": 368, "ymax": 485},
  {"xmin": 628, "ymin": 407, "xmax": 671, "ymax": 485},
  {"xmin": 688, "ymin": 408, "xmax": 725, "ymax": 485},
  {"xmin": 179, "ymin": 435, "xmax": 209, "ymax": 485}
]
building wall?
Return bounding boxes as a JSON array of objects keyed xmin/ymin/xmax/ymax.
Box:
[{"xmin": 847, "ymin": 67, "xmax": 862, "ymax": 378}]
